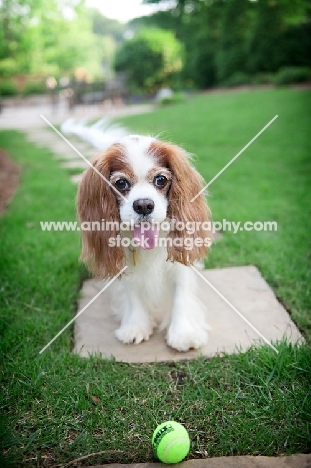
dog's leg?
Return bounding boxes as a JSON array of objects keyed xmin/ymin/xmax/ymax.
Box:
[
  {"xmin": 166, "ymin": 265, "xmax": 210, "ymax": 352},
  {"xmin": 114, "ymin": 287, "xmax": 155, "ymax": 345}
]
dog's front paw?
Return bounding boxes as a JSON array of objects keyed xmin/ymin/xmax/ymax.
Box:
[
  {"xmin": 115, "ymin": 322, "xmax": 153, "ymax": 345},
  {"xmin": 166, "ymin": 325, "xmax": 209, "ymax": 352}
]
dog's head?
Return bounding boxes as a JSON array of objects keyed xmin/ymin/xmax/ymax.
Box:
[{"xmin": 77, "ymin": 135, "xmax": 211, "ymax": 278}]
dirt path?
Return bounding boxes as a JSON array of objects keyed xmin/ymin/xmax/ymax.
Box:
[{"xmin": 0, "ymin": 149, "xmax": 20, "ymax": 216}]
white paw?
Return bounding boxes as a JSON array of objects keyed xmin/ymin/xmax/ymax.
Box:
[
  {"xmin": 115, "ymin": 322, "xmax": 153, "ymax": 345},
  {"xmin": 166, "ymin": 325, "xmax": 209, "ymax": 352}
]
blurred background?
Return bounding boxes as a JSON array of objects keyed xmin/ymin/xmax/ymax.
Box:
[{"xmin": 0, "ymin": 0, "xmax": 310, "ymax": 113}]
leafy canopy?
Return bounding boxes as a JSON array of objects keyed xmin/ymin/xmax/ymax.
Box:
[{"xmin": 114, "ymin": 28, "xmax": 183, "ymax": 92}]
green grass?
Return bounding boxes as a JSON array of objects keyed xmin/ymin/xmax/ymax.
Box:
[{"xmin": 0, "ymin": 88, "xmax": 311, "ymax": 466}]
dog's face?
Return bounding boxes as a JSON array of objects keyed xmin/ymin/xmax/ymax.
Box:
[
  {"xmin": 109, "ymin": 136, "xmax": 172, "ymax": 247},
  {"xmin": 77, "ymin": 135, "xmax": 211, "ymax": 278}
]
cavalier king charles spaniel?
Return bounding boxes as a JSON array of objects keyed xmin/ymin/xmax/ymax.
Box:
[{"xmin": 77, "ymin": 135, "xmax": 212, "ymax": 351}]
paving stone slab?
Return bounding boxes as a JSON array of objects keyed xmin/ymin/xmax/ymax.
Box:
[
  {"xmin": 0, "ymin": 103, "xmax": 154, "ymax": 129},
  {"xmin": 89, "ymin": 454, "xmax": 311, "ymax": 468},
  {"xmin": 25, "ymin": 131, "xmax": 58, "ymax": 140},
  {"xmin": 70, "ymin": 173, "xmax": 84, "ymax": 184},
  {"xmin": 26, "ymin": 134, "xmax": 58, "ymax": 143},
  {"xmin": 74, "ymin": 266, "xmax": 302, "ymax": 362},
  {"xmin": 60, "ymin": 160, "xmax": 89, "ymax": 169},
  {"xmin": 25, "ymin": 132, "xmax": 81, "ymax": 159},
  {"xmin": 26, "ymin": 136, "xmax": 62, "ymax": 147}
]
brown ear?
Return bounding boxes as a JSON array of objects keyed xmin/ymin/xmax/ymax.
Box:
[
  {"xmin": 76, "ymin": 147, "xmax": 125, "ymax": 279},
  {"xmin": 150, "ymin": 141, "xmax": 212, "ymax": 265}
]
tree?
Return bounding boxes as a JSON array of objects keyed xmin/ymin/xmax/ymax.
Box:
[
  {"xmin": 181, "ymin": 0, "xmax": 223, "ymax": 88},
  {"xmin": 246, "ymin": 0, "xmax": 311, "ymax": 73},
  {"xmin": 0, "ymin": 0, "xmax": 114, "ymax": 79},
  {"xmin": 142, "ymin": 0, "xmax": 311, "ymax": 87},
  {"xmin": 216, "ymin": 0, "xmax": 251, "ymax": 82},
  {"xmin": 114, "ymin": 28, "xmax": 183, "ymax": 92},
  {"xmin": 90, "ymin": 8, "xmax": 125, "ymax": 43}
]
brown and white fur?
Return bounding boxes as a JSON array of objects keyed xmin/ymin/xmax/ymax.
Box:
[{"xmin": 77, "ymin": 135, "xmax": 212, "ymax": 351}]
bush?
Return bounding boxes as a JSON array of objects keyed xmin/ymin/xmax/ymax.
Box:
[
  {"xmin": 22, "ymin": 80, "xmax": 47, "ymax": 96},
  {"xmin": 251, "ymin": 73, "xmax": 274, "ymax": 85},
  {"xmin": 0, "ymin": 59, "xmax": 19, "ymax": 78},
  {"xmin": 115, "ymin": 28, "xmax": 183, "ymax": 93},
  {"xmin": 274, "ymin": 67, "xmax": 311, "ymax": 86},
  {"xmin": 0, "ymin": 81, "xmax": 19, "ymax": 96},
  {"xmin": 158, "ymin": 92, "xmax": 186, "ymax": 105},
  {"xmin": 220, "ymin": 72, "xmax": 251, "ymax": 87}
]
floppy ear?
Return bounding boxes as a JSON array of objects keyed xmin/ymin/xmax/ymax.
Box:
[
  {"xmin": 77, "ymin": 148, "xmax": 125, "ymax": 279},
  {"xmin": 150, "ymin": 141, "xmax": 212, "ymax": 265}
]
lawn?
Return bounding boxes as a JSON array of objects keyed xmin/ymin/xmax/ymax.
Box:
[{"xmin": 0, "ymin": 88, "xmax": 311, "ymax": 466}]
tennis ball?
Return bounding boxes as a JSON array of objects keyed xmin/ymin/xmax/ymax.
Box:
[{"xmin": 152, "ymin": 421, "xmax": 190, "ymax": 464}]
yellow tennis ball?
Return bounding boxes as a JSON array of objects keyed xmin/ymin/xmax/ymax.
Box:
[{"xmin": 152, "ymin": 421, "xmax": 190, "ymax": 464}]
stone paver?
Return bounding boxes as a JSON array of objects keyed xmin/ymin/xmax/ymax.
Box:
[
  {"xmin": 1, "ymin": 101, "xmax": 154, "ymax": 180},
  {"xmin": 0, "ymin": 101, "xmax": 153, "ymax": 186},
  {"xmin": 74, "ymin": 266, "xmax": 302, "ymax": 362},
  {"xmin": 0, "ymin": 102, "xmax": 154, "ymax": 129},
  {"xmin": 60, "ymin": 160, "xmax": 89, "ymax": 169},
  {"xmin": 70, "ymin": 173, "xmax": 84, "ymax": 184},
  {"xmin": 13, "ymin": 104, "xmax": 153, "ymax": 184},
  {"xmin": 90, "ymin": 454, "xmax": 311, "ymax": 468}
]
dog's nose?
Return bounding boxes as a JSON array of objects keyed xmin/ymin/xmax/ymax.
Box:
[{"xmin": 133, "ymin": 198, "xmax": 155, "ymax": 215}]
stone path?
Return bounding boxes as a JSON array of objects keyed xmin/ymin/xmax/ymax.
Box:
[
  {"xmin": 0, "ymin": 100, "xmax": 154, "ymax": 129},
  {"xmin": 0, "ymin": 148, "xmax": 21, "ymax": 216},
  {"xmin": 24, "ymin": 127, "xmax": 93, "ymax": 183},
  {"xmin": 75, "ymin": 266, "xmax": 302, "ymax": 362},
  {"xmin": 0, "ymin": 102, "xmax": 154, "ymax": 184},
  {"xmin": 90, "ymin": 454, "xmax": 311, "ymax": 467}
]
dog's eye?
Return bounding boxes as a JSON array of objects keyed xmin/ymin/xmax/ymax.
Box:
[
  {"xmin": 154, "ymin": 175, "xmax": 168, "ymax": 188},
  {"xmin": 114, "ymin": 178, "xmax": 130, "ymax": 192}
]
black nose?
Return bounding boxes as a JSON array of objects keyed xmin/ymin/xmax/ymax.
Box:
[{"xmin": 133, "ymin": 198, "xmax": 155, "ymax": 215}]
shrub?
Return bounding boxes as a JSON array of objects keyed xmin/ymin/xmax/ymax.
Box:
[
  {"xmin": 221, "ymin": 72, "xmax": 251, "ymax": 87},
  {"xmin": 0, "ymin": 59, "xmax": 19, "ymax": 78},
  {"xmin": 0, "ymin": 81, "xmax": 19, "ymax": 96},
  {"xmin": 251, "ymin": 73, "xmax": 274, "ymax": 85},
  {"xmin": 22, "ymin": 80, "xmax": 47, "ymax": 96},
  {"xmin": 115, "ymin": 28, "xmax": 183, "ymax": 93},
  {"xmin": 158, "ymin": 92, "xmax": 186, "ymax": 105},
  {"xmin": 274, "ymin": 67, "xmax": 311, "ymax": 86}
]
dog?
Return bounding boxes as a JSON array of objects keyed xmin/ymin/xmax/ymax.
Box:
[{"xmin": 77, "ymin": 135, "xmax": 212, "ymax": 351}]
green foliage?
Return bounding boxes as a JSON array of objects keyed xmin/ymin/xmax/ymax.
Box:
[
  {"xmin": 251, "ymin": 73, "xmax": 275, "ymax": 85},
  {"xmin": 158, "ymin": 91, "xmax": 186, "ymax": 105},
  {"xmin": 182, "ymin": 2, "xmax": 221, "ymax": 88},
  {"xmin": 115, "ymin": 28, "xmax": 183, "ymax": 93},
  {"xmin": 0, "ymin": 80, "xmax": 19, "ymax": 96},
  {"xmin": 274, "ymin": 66, "xmax": 311, "ymax": 85},
  {"xmin": 2, "ymin": 0, "xmax": 310, "ymax": 91},
  {"xmin": 247, "ymin": 0, "xmax": 285, "ymax": 74},
  {"xmin": 0, "ymin": 58, "xmax": 19, "ymax": 78},
  {"xmin": 136, "ymin": 0, "xmax": 311, "ymax": 89},
  {"xmin": 0, "ymin": 1, "xmax": 123, "ymax": 81},
  {"xmin": 22, "ymin": 80, "xmax": 46, "ymax": 96},
  {"xmin": 220, "ymin": 72, "xmax": 252, "ymax": 88},
  {"xmin": 90, "ymin": 8, "xmax": 125, "ymax": 43},
  {"xmin": 216, "ymin": 0, "xmax": 250, "ymax": 82}
]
